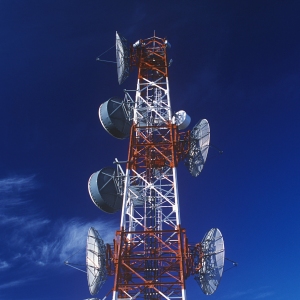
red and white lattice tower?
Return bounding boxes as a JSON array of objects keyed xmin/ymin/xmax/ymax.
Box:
[
  {"xmin": 112, "ymin": 34, "xmax": 189, "ymax": 300},
  {"xmin": 87, "ymin": 32, "xmax": 226, "ymax": 300}
]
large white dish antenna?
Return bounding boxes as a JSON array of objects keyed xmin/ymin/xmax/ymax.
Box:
[
  {"xmin": 196, "ymin": 228, "xmax": 225, "ymax": 295},
  {"xmin": 116, "ymin": 31, "xmax": 130, "ymax": 85},
  {"xmin": 86, "ymin": 227, "xmax": 107, "ymax": 295},
  {"xmin": 185, "ymin": 119, "xmax": 210, "ymax": 177}
]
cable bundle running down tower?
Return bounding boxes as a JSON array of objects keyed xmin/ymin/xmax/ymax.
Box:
[{"xmin": 87, "ymin": 32, "xmax": 225, "ymax": 300}]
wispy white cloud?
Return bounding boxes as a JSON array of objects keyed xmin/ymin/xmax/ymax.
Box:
[
  {"xmin": 0, "ymin": 175, "xmax": 117, "ymax": 290},
  {"xmin": 223, "ymin": 289, "xmax": 254, "ymax": 299},
  {"xmin": 0, "ymin": 176, "xmax": 38, "ymax": 228},
  {"xmin": 0, "ymin": 175, "xmax": 37, "ymax": 195},
  {"xmin": 223, "ymin": 287, "xmax": 274, "ymax": 300},
  {"xmin": 254, "ymin": 292, "xmax": 274, "ymax": 299},
  {"xmin": 0, "ymin": 176, "xmax": 51, "ymax": 250},
  {"xmin": 30, "ymin": 217, "xmax": 116, "ymax": 266},
  {"xmin": 0, "ymin": 279, "xmax": 35, "ymax": 290},
  {"xmin": 0, "ymin": 214, "xmax": 20, "ymax": 225},
  {"xmin": 0, "ymin": 261, "xmax": 9, "ymax": 269},
  {"xmin": 0, "ymin": 213, "xmax": 50, "ymax": 230}
]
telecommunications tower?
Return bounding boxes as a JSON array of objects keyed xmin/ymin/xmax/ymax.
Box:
[{"xmin": 87, "ymin": 32, "xmax": 225, "ymax": 300}]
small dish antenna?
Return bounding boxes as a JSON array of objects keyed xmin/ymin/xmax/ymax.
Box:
[
  {"xmin": 86, "ymin": 227, "xmax": 107, "ymax": 295},
  {"xmin": 88, "ymin": 167, "xmax": 123, "ymax": 214},
  {"xmin": 116, "ymin": 31, "xmax": 130, "ymax": 85},
  {"xmin": 185, "ymin": 119, "xmax": 210, "ymax": 177},
  {"xmin": 195, "ymin": 228, "xmax": 225, "ymax": 295},
  {"xmin": 172, "ymin": 110, "xmax": 191, "ymax": 130},
  {"xmin": 99, "ymin": 97, "xmax": 132, "ymax": 139}
]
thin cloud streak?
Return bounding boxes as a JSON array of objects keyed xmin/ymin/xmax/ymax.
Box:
[
  {"xmin": 0, "ymin": 279, "xmax": 34, "ymax": 290},
  {"xmin": 254, "ymin": 292, "xmax": 274, "ymax": 299},
  {"xmin": 223, "ymin": 287, "xmax": 274, "ymax": 300},
  {"xmin": 0, "ymin": 261, "xmax": 9, "ymax": 269},
  {"xmin": 223, "ymin": 289, "xmax": 254, "ymax": 299},
  {"xmin": 0, "ymin": 213, "xmax": 50, "ymax": 229},
  {"xmin": 0, "ymin": 175, "xmax": 37, "ymax": 194}
]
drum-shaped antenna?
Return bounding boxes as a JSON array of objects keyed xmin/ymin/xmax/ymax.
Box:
[
  {"xmin": 99, "ymin": 97, "xmax": 132, "ymax": 139},
  {"xmin": 86, "ymin": 227, "xmax": 107, "ymax": 295},
  {"xmin": 88, "ymin": 167, "xmax": 123, "ymax": 214},
  {"xmin": 185, "ymin": 119, "xmax": 210, "ymax": 177},
  {"xmin": 195, "ymin": 228, "xmax": 225, "ymax": 295},
  {"xmin": 116, "ymin": 31, "xmax": 130, "ymax": 85},
  {"xmin": 172, "ymin": 110, "xmax": 191, "ymax": 130}
]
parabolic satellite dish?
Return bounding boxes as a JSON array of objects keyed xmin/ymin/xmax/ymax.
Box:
[
  {"xmin": 88, "ymin": 167, "xmax": 123, "ymax": 214},
  {"xmin": 116, "ymin": 31, "xmax": 130, "ymax": 85},
  {"xmin": 86, "ymin": 227, "xmax": 107, "ymax": 295},
  {"xmin": 195, "ymin": 228, "xmax": 225, "ymax": 295},
  {"xmin": 185, "ymin": 119, "xmax": 210, "ymax": 177},
  {"xmin": 99, "ymin": 97, "xmax": 132, "ymax": 139}
]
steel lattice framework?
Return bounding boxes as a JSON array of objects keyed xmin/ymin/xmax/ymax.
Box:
[
  {"xmin": 111, "ymin": 35, "xmax": 189, "ymax": 300},
  {"xmin": 71, "ymin": 31, "xmax": 228, "ymax": 300}
]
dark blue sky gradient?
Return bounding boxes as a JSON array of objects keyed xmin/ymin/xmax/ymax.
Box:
[{"xmin": 0, "ymin": 1, "xmax": 300, "ymax": 299}]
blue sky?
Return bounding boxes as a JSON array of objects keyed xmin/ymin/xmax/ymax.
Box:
[{"xmin": 1, "ymin": 1, "xmax": 300, "ymax": 299}]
